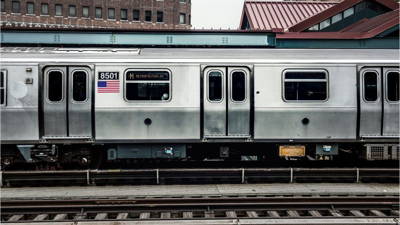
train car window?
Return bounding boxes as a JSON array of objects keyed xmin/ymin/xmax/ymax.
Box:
[
  {"xmin": 48, "ymin": 71, "xmax": 63, "ymax": 102},
  {"xmin": 208, "ymin": 71, "xmax": 222, "ymax": 102},
  {"xmin": 72, "ymin": 71, "xmax": 87, "ymax": 102},
  {"xmin": 387, "ymin": 71, "xmax": 399, "ymax": 102},
  {"xmin": 363, "ymin": 72, "xmax": 378, "ymax": 102},
  {"xmin": 231, "ymin": 71, "xmax": 245, "ymax": 102},
  {"xmin": 284, "ymin": 71, "xmax": 328, "ymax": 101},
  {"xmin": 1, "ymin": 71, "xmax": 5, "ymax": 105},
  {"xmin": 125, "ymin": 70, "xmax": 171, "ymax": 101}
]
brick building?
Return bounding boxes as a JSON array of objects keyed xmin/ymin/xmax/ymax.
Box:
[{"xmin": 0, "ymin": 0, "xmax": 191, "ymax": 29}]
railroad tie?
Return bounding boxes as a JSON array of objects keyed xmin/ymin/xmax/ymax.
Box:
[
  {"xmin": 267, "ymin": 211, "xmax": 280, "ymax": 217},
  {"xmin": 161, "ymin": 212, "xmax": 171, "ymax": 219},
  {"xmin": 74, "ymin": 213, "xmax": 87, "ymax": 220},
  {"xmin": 349, "ymin": 210, "xmax": 365, "ymax": 217},
  {"xmin": 53, "ymin": 214, "xmax": 67, "ymax": 221},
  {"xmin": 308, "ymin": 210, "xmax": 322, "ymax": 217},
  {"xmin": 116, "ymin": 213, "xmax": 129, "ymax": 219},
  {"xmin": 225, "ymin": 211, "xmax": 237, "ymax": 218},
  {"xmin": 390, "ymin": 210, "xmax": 400, "ymax": 216},
  {"xmin": 246, "ymin": 211, "xmax": 258, "ymax": 217},
  {"xmin": 287, "ymin": 210, "xmax": 301, "ymax": 217},
  {"xmin": 183, "ymin": 212, "xmax": 193, "ymax": 218},
  {"xmin": 33, "ymin": 214, "xmax": 49, "ymax": 221},
  {"xmin": 8, "ymin": 215, "xmax": 24, "ymax": 221},
  {"xmin": 94, "ymin": 213, "xmax": 108, "ymax": 220},
  {"xmin": 204, "ymin": 211, "xmax": 215, "ymax": 218},
  {"xmin": 140, "ymin": 212, "xmax": 151, "ymax": 219},
  {"xmin": 369, "ymin": 210, "xmax": 386, "ymax": 217},
  {"xmin": 328, "ymin": 210, "xmax": 343, "ymax": 217}
]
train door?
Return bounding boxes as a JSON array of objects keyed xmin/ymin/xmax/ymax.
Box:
[
  {"xmin": 43, "ymin": 67, "xmax": 92, "ymax": 138},
  {"xmin": 382, "ymin": 68, "xmax": 399, "ymax": 135},
  {"xmin": 359, "ymin": 67, "xmax": 399, "ymax": 137},
  {"xmin": 203, "ymin": 67, "xmax": 251, "ymax": 138}
]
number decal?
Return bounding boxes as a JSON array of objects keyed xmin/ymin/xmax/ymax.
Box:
[{"xmin": 98, "ymin": 72, "xmax": 119, "ymax": 80}]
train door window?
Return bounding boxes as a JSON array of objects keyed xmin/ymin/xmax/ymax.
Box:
[
  {"xmin": 208, "ymin": 71, "xmax": 223, "ymax": 102},
  {"xmin": 387, "ymin": 71, "xmax": 399, "ymax": 102},
  {"xmin": 363, "ymin": 71, "xmax": 378, "ymax": 102},
  {"xmin": 72, "ymin": 71, "xmax": 88, "ymax": 102},
  {"xmin": 231, "ymin": 71, "xmax": 245, "ymax": 102},
  {"xmin": 125, "ymin": 70, "xmax": 171, "ymax": 101},
  {"xmin": 1, "ymin": 71, "xmax": 6, "ymax": 105},
  {"xmin": 283, "ymin": 70, "xmax": 328, "ymax": 101},
  {"xmin": 48, "ymin": 71, "xmax": 63, "ymax": 102}
]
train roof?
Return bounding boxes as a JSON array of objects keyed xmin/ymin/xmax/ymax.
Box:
[{"xmin": 1, "ymin": 47, "xmax": 399, "ymax": 63}]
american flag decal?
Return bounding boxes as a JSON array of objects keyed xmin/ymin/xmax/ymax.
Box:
[{"xmin": 98, "ymin": 80, "xmax": 120, "ymax": 93}]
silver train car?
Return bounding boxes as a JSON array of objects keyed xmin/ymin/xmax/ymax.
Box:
[{"xmin": 1, "ymin": 47, "xmax": 399, "ymax": 168}]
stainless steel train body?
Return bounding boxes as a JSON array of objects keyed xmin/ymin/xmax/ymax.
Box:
[{"xmin": 1, "ymin": 48, "xmax": 399, "ymax": 166}]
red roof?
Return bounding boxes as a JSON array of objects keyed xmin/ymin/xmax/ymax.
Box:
[
  {"xmin": 240, "ymin": 1, "xmax": 337, "ymax": 31},
  {"xmin": 277, "ymin": 9, "xmax": 399, "ymax": 39},
  {"xmin": 288, "ymin": 0, "xmax": 400, "ymax": 32}
]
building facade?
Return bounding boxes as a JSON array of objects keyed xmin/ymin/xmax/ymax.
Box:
[{"xmin": 1, "ymin": 0, "xmax": 191, "ymax": 29}]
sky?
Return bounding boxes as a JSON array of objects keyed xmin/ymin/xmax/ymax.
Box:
[{"xmin": 191, "ymin": 0, "xmax": 246, "ymax": 29}]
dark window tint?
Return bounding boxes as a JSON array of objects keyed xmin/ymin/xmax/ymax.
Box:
[
  {"xmin": 157, "ymin": 11, "xmax": 163, "ymax": 22},
  {"xmin": 387, "ymin": 72, "xmax": 399, "ymax": 102},
  {"xmin": 364, "ymin": 72, "xmax": 378, "ymax": 102},
  {"xmin": 82, "ymin": 6, "xmax": 89, "ymax": 18},
  {"xmin": 108, "ymin": 8, "xmax": 115, "ymax": 19},
  {"xmin": 41, "ymin": 3, "xmax": 48, "ymax": 15},
  {"xmin": 12, "ymin": 1, "xmax": 20, "ymax": 13},
  {"xmin": 95, "ymin": 7, "xmax": 102, "ymax": 18},
  {"xmin": 285, "ymin": 72, "xmax": 326, "ymax": 79},
  {"xmin": 27, "ymin": 2, "xmax": 34, "ymax": 14},
  {"xmin": 209, "ymin": 71, "xmax": 222, "ymax": 101},
  {"xmin": 126, "ymin": 83, "xmax": 169, "ymax": 101},
  {"xmin": 48, "ymin": 71, "xmax": 63, "ymax": 102},
  {"xmin": 73, "ymin": 71, "xmax": 87, "ymax": 102},
  {"xmin": 232, "ymin": 72, "xmax": 245, "ymax": 101},
  {"xmin": 285, "ymin": 82, "xmax": 327, "ymax": 101},
  {"xmin": 145, "ymin": 11, "xmax": 151, "ymax": 22},
  {"xmin": 1, "ymin": 72, "xmax": 4, "ymax": 105},
  {"xmin": 1, "ymin": 1, "xmax": 5, "ymax": 13},
  {"xmin": 133, "ymin": 10, "xmax": 139, "ymax": 21},
  {"xmin": 121, "ymin": 9, "xmax": 127, "ymax": 20},
  {"xmin": 69, "ymin": 5, "xmax": 76, "ymax": 17},
  {"xmin": 55, "ymin": 4, "xmax": 62, "ymax": 16}
]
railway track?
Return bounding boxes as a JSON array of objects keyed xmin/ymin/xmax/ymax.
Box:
[
  {"xmin": 2, "ymin": 195, "xmax": 399, "ymax": 224},
  {"xmin": 1, "ymin": 167, "xmax": 398, "ymax": 187}
]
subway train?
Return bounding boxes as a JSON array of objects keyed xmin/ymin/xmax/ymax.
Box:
[{"xmin": 0, "ymin": 47, "xmax": 399, "ymax": 169}]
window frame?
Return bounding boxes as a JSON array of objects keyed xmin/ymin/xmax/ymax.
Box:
[
  {"xmin": 41, "ymin": 3, "xmax": 48, "ymax": 15},
  {"xmin": 71, "ymin": 69, "xmax": 89, "ymax": 103},
  {"xmin": 82, "ymin": 6, "xmax": 89, "ymax": 18},
  {"xmin": 145, "ymin": 10, "xmax": 151, "ymax": 22},
  {"xmin": 124, "ymin": 69, "xmax": 172, "ymax": 103},
  {"xmin": 46, "ymin": 69, "xmax": 64, "ymax": 103},
  {"xmin": 179, "ymin": 13, "xmax": 186, "ymax": 24},
  {"xmin": 95, "ymin": 7, "xmax": 102, "ymax": 19},
  {"xmin": 1, "ymin": 0, "xmax": 5, "ymax": 13},
  {"xmin": 133, "ymin": 10, "xmax": 140, "ymax": 21},
  {"xmin": 108, "ymin": 8, "xmax": 115, "ymax": 20},
  {"xmin": 12, "ymin": 1, "xmax": 20, "ymax": 13},
  {"xmin": 55, "ymin": 4, "xmax": 62, "ymax": 17},
  {"xmin": 282, "ymin": 69, "xmax": 329, "ymax": 102},
  {"xmin": 1, "ymin": 70, "xmax": 7, "ymax": 106},
  {"xmin": 69, "ymin": 5, "xmax": 76, "ymax": 17},
  {"xmin": 120, "ymin": 9, "xmax": 127, "ymax": 20},
  {"xmin": 362, "ymin": 70, "xmax": 380, "ymax": 103},
  {"xmin": 27, "ymin": 2, "xmax": 35, "ymax": 15},
  {"xmin": 230, "ymin": 69, "xmax": 247, "ymax": 103},
  {"xmin": 207, "ymin": 69, "xmax": 224, "ymax": 103},
  {"xmin": 385, "ymin": 70, "xmax": 400, "ymax": 103},
  {"xmin": 157, "ymin": 11, "xmax": 163, "ymax": 23}
]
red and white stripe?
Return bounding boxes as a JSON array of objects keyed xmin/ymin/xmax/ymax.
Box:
[{"xmin": 98, "ymin": 80, "xmax": 120, "ymax": 93}]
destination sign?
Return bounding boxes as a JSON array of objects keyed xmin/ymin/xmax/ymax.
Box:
[{"xmin": 126, "ymin": 71, "xmax": 169, "ymax": 81}]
